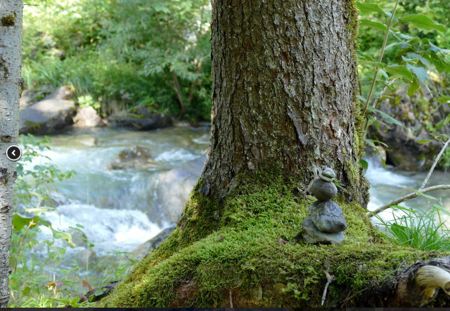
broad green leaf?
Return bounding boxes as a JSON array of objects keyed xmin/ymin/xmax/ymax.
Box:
[
  {"xmin": 359, "ymin": 159, "xmax": 369, "ymax": 170},
  {"xmin": 385, "ymin": 41, "xmax": 410, "ymax": 53},
  {"xmin": 52, "ymin": 230, "xmax": 76, "ymax": 248},
  {"xmin": 424, "ymin": 53, "xmax": 450, "ymax": 73},
  {"xmin": 429, "ymin": 42, "xmax": 450, "ymax": 54},
  {"xmin": 356, "ymin": 3, "xmax": 385, "ymax": 15},
  {"xmin": 359, "ymin": 19, "xmax": 387, "ymax": 31},
  {"xmin": 407, "ymin": 79, "xmax": 421, "ymax": 96},
  {"xmin": 436, "ymin": 96, "xmax": 450, "ymax": 104},
  {"xmin": 12, "ymin": 214, "xmax": 33, "ymax": 231},
  {"xmin": 405, "ymin": 53, "xmax": 432, "ymax": 68},
  {"xmin": 416, "ymin": 139, "xmax": 432, "ymax": 145},
  {"xmin": 370, "ymin": 107, "xmax": 404, "ymax": 127},
  {"xmin": 407, "ymin": 65, "xmax": 428, "ymax": 83},
  {"xmin": 401, "ymin": 14, "xmax": 446, "ymax": 32},
  {"xmin": 379, "ymin": 69, "xmax": 388, "ymax": 79},
  {"xmin": 386, "ymin": 64, "xmax": 414, "ymax": 81}
]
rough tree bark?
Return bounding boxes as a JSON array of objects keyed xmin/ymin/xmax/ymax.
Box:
[
  {"xmin": 0, "ymin": 0, "xmax": 22, "ymax": 307},
  {"xmin": 102, "ymin": 0, "xmax": 449, "ymax": 308},
  {"xmin": 201, "ymin": 0, "xmax": 367, "ymax": 205}
]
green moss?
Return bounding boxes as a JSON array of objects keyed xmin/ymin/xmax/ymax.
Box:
[
  {"xmin": 1, "ymin": 13, "xmax": 16, "ymax": 27},
  {"xmin": 100, "ymin": 180, "xmax": 446, "ymax": 308},
  {"xmin": 344, "ymin": 0, "xmax": 359, "ymax": 45}
]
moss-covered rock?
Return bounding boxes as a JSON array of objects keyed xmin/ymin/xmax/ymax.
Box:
[{"xmin": 101, "ymin": 180, "xmax": 446, "ymax": 308}]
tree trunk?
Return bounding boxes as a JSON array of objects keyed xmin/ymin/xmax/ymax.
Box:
[
  {"xmin": 101, "ymin": 1, "xmax": 450, "ymax": 308},
  {"xmin": 201, "ymin": 0, "xmax": 367, "ymax": 205},
  {"xmin": 0, "ymin": 1, "xmax": 22, "ymax": 307}
]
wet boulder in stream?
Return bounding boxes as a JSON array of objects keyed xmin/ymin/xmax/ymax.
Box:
[
  {"xmin": 108, "ymin": 106, "xmax": 173, "ymax": 131},
  {"xmin": 74, "ymin": 106, "xmax": 105, "ymax": 128},
  {"xmin": 109, "ymin": 146, "xmax": 158, "ymax": 170},
  {"xmin": 20, "ymin": 86, "xmax": 77, "ymax": 134}
]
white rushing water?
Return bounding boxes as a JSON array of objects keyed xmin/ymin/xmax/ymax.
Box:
[
  {"xmin": 22, "ymin": 127, "xmax": 449, "ymax": 256},
  {"xmin": 41, "ymin": 204, "xmax": 165, "ymax": 252}
]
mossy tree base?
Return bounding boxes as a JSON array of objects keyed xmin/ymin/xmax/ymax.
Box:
[{"xmin": 101, "ymin": 180, "xmax": 449, "ymax": 308}]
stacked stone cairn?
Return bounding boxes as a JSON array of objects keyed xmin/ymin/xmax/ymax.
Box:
[{"xmin": 302, "ymin": 167, "xmax": 347, "ymax": 244}]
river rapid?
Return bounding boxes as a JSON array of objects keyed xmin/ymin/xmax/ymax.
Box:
[{"xmin": 23, "ymin": 126, "xmax": 449, "ymax": 257}]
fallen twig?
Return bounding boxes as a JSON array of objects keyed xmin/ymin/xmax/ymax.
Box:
[
  {"xmin": 321, "ymin": 270, "xmax": 335, "ymax": 306},
  {"xmin": 368, "ymin": 184, "xmax": 450, "ymax": 217}
]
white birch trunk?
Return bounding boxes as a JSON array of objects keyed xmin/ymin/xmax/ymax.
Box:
[{"xmin": 0, "ymin": 0, "xmax": 22, "ymax": 307}]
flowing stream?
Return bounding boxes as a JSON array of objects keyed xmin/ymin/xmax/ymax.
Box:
[{"xmin": 24, "ymin": 126, "xmax": 449, "ymax": 256}]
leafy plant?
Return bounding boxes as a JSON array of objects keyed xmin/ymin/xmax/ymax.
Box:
[
  {"xmin": 22, "ymin": 0, "xmax": 212, "ymax": 121},
  {"xmin": 10, "ymin": 136, "xmax": 137, "ymax": 307},
  {"xmin": 376, "ymin": 205, "xmax": 450, "ymax": 251}
]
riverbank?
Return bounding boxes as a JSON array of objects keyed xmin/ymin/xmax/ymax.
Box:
[{"xmin": 9, "ymin": 126, "xmax": 449, "ymax": 306}]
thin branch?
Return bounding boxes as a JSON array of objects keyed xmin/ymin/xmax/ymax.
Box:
[
  {"xmin": 420, "ymin": 138, "xmax": 450, "ymax": 190},
  {"xmin": 368, "ymin": 184, "xmax": 450, "ymax": 217},
  {"xmin": 229, "ymin": 289, "xmax": 233, "ymax": 308},
  {"xmin": 321, "ymin": 271, "xmax": 335, "ymax": 306},
  {"xmin": 171, "ymin": 72, "xmax": 186, "ymax": 116}
]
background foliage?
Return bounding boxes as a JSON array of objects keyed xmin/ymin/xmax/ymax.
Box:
[
  {"xmin": 13, "ymin": 0, "xmax": 450, "ymax": 306},
  {"xmin": 23, "ymin": 0, "xmax": 211, "ymax": 121}
]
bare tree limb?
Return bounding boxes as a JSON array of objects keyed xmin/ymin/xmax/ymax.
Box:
[
  {"xmin": 420, "ymin": 138, "xmax": 450, "ymax": 190},
  {"xmin": 368, "ymin": 184, "xmax": 450, "ymax": 217},
  {"xmin": 171, "ymin": 72, "xmax": 186, "ymax": 116},
  {"xmin": 368, "ymin": 138, "xmax": 450, "ymax": 218}
]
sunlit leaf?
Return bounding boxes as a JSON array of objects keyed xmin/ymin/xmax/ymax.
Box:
[
  {"xmin": 401, "ymin": 14, "xmax": 446, "ymax": 32},
  {"xmin": 407, "ymin": 79, "xmax": 421, "ymax": 96},
  {"xmin": 436, "ymin": 96, "xmax": 450, "ymax": 104},
  {"xmin": 386, "ymin": 64, "xmax": 414, "ymax": 81},
  {"xmin": 51, "ymin": 230, "xmax": 76, "ymax": 248},
  {"xmin": 416, "ymin": 139, "xmax": 432, "ymax": 145},
  {"xmin": 406, "ymin": 65, "xmax": 428, "ymax": 83},
  {"xmin": 369, "ymin": 107, "xmax": 404, "ymax": 127},
  {"xmin": 359, "ymin": 19, "xmax": 387, "ymax": 31},
  {"xmin": 429, "ymin": 42, "xmax": 450, "ymax": 54},
  {"xmin": 12, "ymin": 214, "xmax": 34, "ymax": 231},
  {"xmin": 359, "ymin": 159, "xmax": 369, "ymax": 170},
  {"xmin": 356, "ymin": 2, "xmax": 385, "ymax": 16}
]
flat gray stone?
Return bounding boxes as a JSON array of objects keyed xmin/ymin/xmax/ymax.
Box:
[
  {"xmin": 309, "ymin": 179, "xmax": 337, "ymax": 202},
  {"xmin": 302, "ymin": 217, "xmax": 345, "ymax": 244},
  {"xmin": 20, "ymin": 87, "xmax": 76, "ymax": 134},
  {"xmin": 310, "ymin": 200, "xmax": 347, "ymax": 233}
]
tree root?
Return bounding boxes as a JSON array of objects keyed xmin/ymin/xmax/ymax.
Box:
[{"xmin": 392, "ymin": 257, "xmax": 450, "ymax": 306}]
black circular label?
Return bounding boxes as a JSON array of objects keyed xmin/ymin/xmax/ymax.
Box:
[{"xmin": 6, "ymin": 145, "xmax": 22, "ymax": 162}]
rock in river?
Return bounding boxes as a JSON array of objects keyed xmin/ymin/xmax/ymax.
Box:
[
  {"xmin": 20, "ymin": 86, "xmax": 76, "ymax": 135},
  {"xmin": 108, "ymin": 106, "xmax": 173, "ymax": 131},
  {"xmin": 74, "ymin": 106, "xmax": 104, "ymax": 128},
  {"xmin": 109, "ymin": 146, "xmax": 157, "ymax": 170}
]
